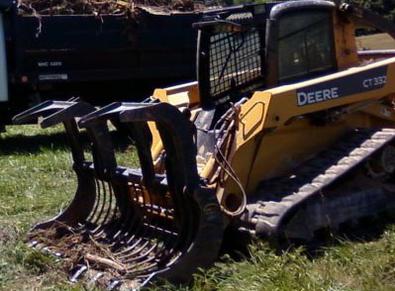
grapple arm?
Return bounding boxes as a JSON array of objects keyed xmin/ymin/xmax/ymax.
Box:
[
  {"xmin": 78, "ymin": 101, "xmax": 225, "ymax": 286},
  {"xmin": 13, "ymin": 101, "xmax": 96, "ymax": 166},
  {"xmin": 17, "ymin": 100, "xmax": 225, "ymax": 289}
]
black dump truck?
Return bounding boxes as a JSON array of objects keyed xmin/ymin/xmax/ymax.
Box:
[{"xmin": 0, "ymin": 0, "xmax": 209, "ymax": 130}]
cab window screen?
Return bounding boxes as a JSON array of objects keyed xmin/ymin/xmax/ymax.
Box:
[
  {"xmin": 208, "ymin": 28, "xmax": 262, "ymax": 100},
  {"xmin": 198, "ymin": 10, "xmax": 265, "ymax": 108},
  {"xmin": 278, "ymin": 10, "xmax": 335, "ymax": 82}
]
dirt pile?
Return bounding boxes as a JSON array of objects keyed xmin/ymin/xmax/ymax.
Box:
[{"xmin": 17, "ymin": 0, "xmax": 202, "ymax": 15}]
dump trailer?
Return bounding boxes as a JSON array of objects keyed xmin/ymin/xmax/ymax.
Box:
[
  {"xmin": 14, "ymin": 1, "xmax": 395, "ymax": 289},
  {"xmin": 0, "ymin": 1, "xmax": 208, "ymax": 130}
]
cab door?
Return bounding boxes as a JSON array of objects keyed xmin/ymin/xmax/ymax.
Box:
[{"xmin": 265, "ymin": 1, "xmax": 337, "ymax": 87}]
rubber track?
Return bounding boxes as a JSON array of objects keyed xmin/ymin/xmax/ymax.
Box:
[{"xmin": 246, "ymin": 128, "xmax": 395, "ymax": 242}]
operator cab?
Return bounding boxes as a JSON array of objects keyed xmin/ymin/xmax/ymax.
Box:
[{"xmin": 196, "ymin": 1, "xmax": 338, "ymax": 110}]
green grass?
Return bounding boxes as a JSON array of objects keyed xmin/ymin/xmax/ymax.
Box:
[
  {"xmin": 0, "ymin": 125, "xmax": 78, "ymax": 290},
  {"xmin": 1, "ymin": 125, "xmax": 395, "ymax": 290}
]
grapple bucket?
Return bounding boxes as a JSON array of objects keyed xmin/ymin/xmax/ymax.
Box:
[
  {"xmin": 13, "ymin": 100, "xmax": 97, "ymax": 228},
  {"xmin": 14, "ymin": 101, "xmax": 224, "ymax": 289}
]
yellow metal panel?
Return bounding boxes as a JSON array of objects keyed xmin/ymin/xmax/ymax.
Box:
[
  {"xmin": 333, "ymin": 11, "xmax": 359, "ymax": 69},
  {"xmin": 152, "ymin": 81, "xmax": 200, "ymax": 106},
  {"xmin": 150, "ymin": 81, "xmax": 201, "ymax": 159},
  {"xmin": 226, "ymin": 58, "xmax": 395, "ymax": 198},
  {"xmin": 228, "ymin": 109, "xmax": 395, "ymax": 198},
  {"xmin": 242, "ymin": 120, "xmax": 349, "ymax": 193},
  {"xmin": 250, "ymin": 57, "xmax": 395, "ymax": 131},
  {"xmin": 362, "ymin": 103, "xmax": 395, "ymax": 123}
]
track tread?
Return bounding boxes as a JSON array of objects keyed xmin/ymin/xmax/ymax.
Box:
[{"xmin": 248, "ymin": 128, "xmax": 395, "ymax": 241}]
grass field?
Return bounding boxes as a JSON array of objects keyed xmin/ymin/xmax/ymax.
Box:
[{"xmin": 1, "ymin": 125, "xmax": 395, "ymax": 291}]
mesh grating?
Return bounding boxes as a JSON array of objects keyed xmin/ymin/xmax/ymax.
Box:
[
  {"xmin": 209, "ymin": 28, "xmax": 262, "ymax": 101},
  {"xmin": 197, "ymin": 7, "xmax": 266, "ymax": 107}
]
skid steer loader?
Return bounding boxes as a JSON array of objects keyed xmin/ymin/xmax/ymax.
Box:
[{"xmin": 13, "ymin": 0, "xmax": 395, "ymax": 289}]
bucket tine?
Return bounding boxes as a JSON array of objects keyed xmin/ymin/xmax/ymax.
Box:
[
  {"xmin": 79, "ymin": 101, "xmax": 224, "ymax": 287},
  {"xmin": 40, "ymin": 102, "xmax": 95, "ymax": 129},
  {"xmin": 12, "ymin": 100, "xmax": 90, "ymax": 126},
  {"xmin": 116, "ymin": 103, "xmax": 203, "ymax": 276},
  {"xmin": 12, "ymin": 100, "xmax": 66, "ymax": 125},
  {"xmin": 14, "ymin": 101, "xmax": 101, "ymax": 231},
  {"xmin": 79, "ymin": 102, "xmax": 157, "ymax": 191},
  {"xmin": 80, "ymin": 102, "xmax": 149, "ymax": 124},
  {"xmin": 15, "ymin": 101, "xmax": 135, "ymax": 287},
  {"xmin": 119, "ymin": 102, "xmax": 200, "ymax": 191},
  {"xmin": 13, "ymin": 100, "xmax": 96, "ymax": 165}
]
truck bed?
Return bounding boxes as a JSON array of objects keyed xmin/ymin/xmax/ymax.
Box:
[{"xmin": 11, "ymin": 7, "xmax": 200, "ymax": 100}]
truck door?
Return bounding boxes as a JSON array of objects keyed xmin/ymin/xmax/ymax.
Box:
[{"xmin": 0, "ymin": 13, "xmax": 8, "ymax": 103}]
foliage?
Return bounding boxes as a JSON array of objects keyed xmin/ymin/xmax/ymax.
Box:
[
  {"xmin": 356, "ymin": 0, "xmax": 395, "ymax": 22},
  {"xmin": 229, "ymin": 0, "xmax": 395, "ymax": 23}
]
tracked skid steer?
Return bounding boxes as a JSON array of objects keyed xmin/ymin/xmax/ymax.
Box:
[{"xmin": 13, "ymin": 1, "xmax": 395, "ymax": 289}]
